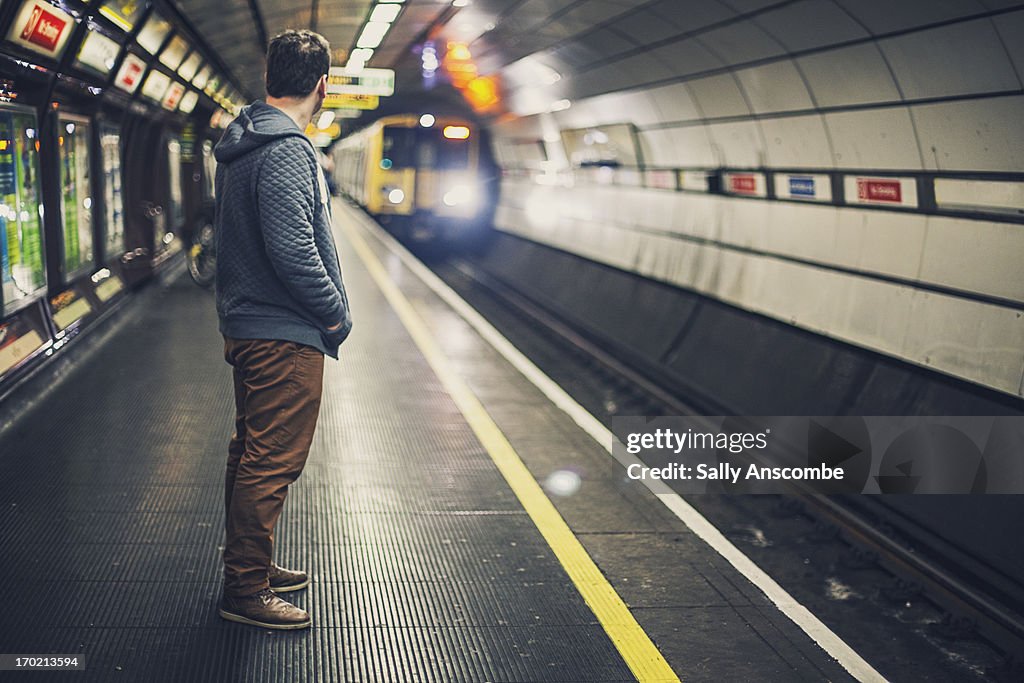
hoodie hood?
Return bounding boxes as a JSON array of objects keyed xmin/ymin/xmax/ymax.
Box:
[{"xmin": 214, "ymin": 101, "xmax": 310, "ymax": 163}]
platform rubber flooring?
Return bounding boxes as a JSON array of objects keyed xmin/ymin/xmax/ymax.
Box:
[{"xmin": 0, "ymin": 262, "xmax": 636, "ymax": 681}]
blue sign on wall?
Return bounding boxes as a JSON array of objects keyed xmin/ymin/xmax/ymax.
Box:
[{"xmin": 789, "ymin": 176, "xmax": 816, "ymax": 197}]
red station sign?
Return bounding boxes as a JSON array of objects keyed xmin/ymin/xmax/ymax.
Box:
[{"xmin": 857, "ymin": 178, "xmax": 902, "ymax": 203}]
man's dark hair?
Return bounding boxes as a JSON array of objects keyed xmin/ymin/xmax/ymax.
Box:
[{"xmin": 265, "ymin": 30, "xmax": 330, "ymax": 98}]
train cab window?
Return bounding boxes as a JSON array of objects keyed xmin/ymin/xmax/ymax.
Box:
[
  {"xmin": 167, "ymin": 137, "xmax": 184, "ymax": 230},
  {"xmin": 58, "ymin": 116, "xmax": 94, "ymax": 280},
  {"xmin": 0, "ymin": 109, "xmax": 45, "ymax": 314},
  {"xmin": 100, "ymin": 124, "xmax": 125, "ymax": 258},
  {"xmin": 423, "ymin": 130, "xmax": 469, "ymax": 170},
  {"xmin": 430, "ymin": 132, "xmax": 468, "ymax": 171},
  {"xmin": 381, "ymin": 127, "xmax": 416, "ymax": 169}
]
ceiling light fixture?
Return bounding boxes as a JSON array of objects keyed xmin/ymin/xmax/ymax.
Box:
[
  {"xmin": 357, "ymin": 21, "xmax": 391, "ymax": 49},
  {"xmin": 370, "ymin": 4, "xmax": 401, "ymax": 22}
]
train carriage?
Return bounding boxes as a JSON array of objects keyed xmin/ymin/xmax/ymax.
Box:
[{"xmin": 333, "ymin": 113, "xmax": 491, "ymax": 243}]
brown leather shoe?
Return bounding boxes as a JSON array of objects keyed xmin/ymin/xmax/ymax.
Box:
[
  {"xmin": 269, "ymin": 563, "xmax": 310, "ymax": 593},
  {"xmin": 219, "ymin": 589, "xmax": 311, "ymax": 630}
]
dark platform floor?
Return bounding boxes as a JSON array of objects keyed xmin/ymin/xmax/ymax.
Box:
[{"xmin": 0, "ymin": 204, "xmax": 862, "ymax": 682}]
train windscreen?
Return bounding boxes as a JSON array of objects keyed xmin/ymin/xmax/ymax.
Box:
[{"xmin": 382, "ymin": 125, "xmax": 471, "ymax": 171}]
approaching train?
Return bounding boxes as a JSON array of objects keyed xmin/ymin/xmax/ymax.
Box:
[{"xmin": 332, "ymin": 113, "xmax": 496, "ymax": 243}]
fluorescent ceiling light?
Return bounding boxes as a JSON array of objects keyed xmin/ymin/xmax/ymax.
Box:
[
  {"xmin": 357, "ymin": 21, "xmax": 390, "ymax": 48},
  {"xmin": 370, "ymin": 4, "xmax": 401, "ymax": 22},
  {"xmin": 349, "ymin": 48, "xmax": 374, "ymax": 63}
]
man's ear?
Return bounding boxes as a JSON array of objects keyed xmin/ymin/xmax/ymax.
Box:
[{"xmin": 318, "ymin": 74, "xmax": 328, "ymax": 96}]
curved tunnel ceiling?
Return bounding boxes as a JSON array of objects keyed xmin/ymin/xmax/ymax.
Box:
[{"xmin": 173, "ymin": 0, "xmax": 455, "ymax": 100}]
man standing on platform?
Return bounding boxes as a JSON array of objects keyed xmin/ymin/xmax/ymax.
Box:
[{"xmin": 212, "ymin": 29, "xmax": 351, "ymax": 630}]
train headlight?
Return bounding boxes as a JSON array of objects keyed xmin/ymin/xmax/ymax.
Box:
[
  {"xmin": 387, "ymin": 188, "xmax": 405, "ymax": 204},
  {"xmin": 443, "ymin": 184, "xmax": 478, "ymax": 207}
]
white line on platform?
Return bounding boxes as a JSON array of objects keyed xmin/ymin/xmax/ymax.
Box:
[{"xmin": 341, "ymin": 202, "xmax": 888, "ymax": 683}]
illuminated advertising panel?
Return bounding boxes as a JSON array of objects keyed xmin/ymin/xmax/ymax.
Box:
[
  {"xmin": 99, "ymin": 0, "xmax": 147, "ymax": 33},
  {"xmin": 113, "ymin": 52, "xmax": 146, "ymax": 93},
  {"xmin": 178, "ymin": 90, "xmax": 199, "ymax": 114},
  {"xmin": 162, "ymin": 81, "xmax": 185, "ymax": 111},
  {"xmin": 178, "ymin": 52, "xmax": 201, "ymax": 81},
  {"xmin": 203, "ymin": 75, "xmax": 220, "ymax": 97},
  {"xmin": 136, "ymin": 12, "xmax": 170, "ymax": 54},
  {"xmin": 844, "ymin": 175, "xmax": 918, "ymax": 208},
  {"xmin": 0, "ymin": 106, "xmax": 46, "ymax": 314},
  {"xmin": 141, "ymin": 70, "xmax": 171, "ymax": 102},
  {"xmin": 192, "ymin": 64, "xmax": 211, "ymax": 90},
  {"xmin": 75, "ymin": 30, "xmax": 121, "ymax": 75},
  {"xmin": 159, "ymin": 35, "xmax": 188, "ymax": 70},
  {"xmin": 6, "ymin": 0, "xmax": 75, "ymax": 60},
  {"xmin": 58, "ymin": 116, "xmax": 94, "ymax": 280}
]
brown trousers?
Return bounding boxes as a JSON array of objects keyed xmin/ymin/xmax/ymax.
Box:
[{"xmin": 223, "ymin": 337, "xmax": 325, "ymax": 597}]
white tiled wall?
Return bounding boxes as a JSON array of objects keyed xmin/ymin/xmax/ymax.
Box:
[{"xmin": 485, "ymin": 2, "xmax": 1024, "ymax": 396}]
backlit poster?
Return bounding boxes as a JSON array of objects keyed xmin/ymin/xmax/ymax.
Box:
[
  {"xmin": 101, "ymin": 124, "xmax": 124, "ymax": 258},
  {"xmin": 141, "ymin": 70, "xmax": 171, "ymax": 101},
  {"xmin": 75, "ymin": 30, "xmax": 121, "ymax": 75},
  {"xmin": 99, "ymin": 0, "xmax": 147, "ymax": 32},
  {"xmin": 0, "ymin": 106, "xmax": 45, "ymax": 314},
  {"xmin": 136, "ymin": 12, "xmax": 170, "ymax": 54},
  {"xmin": 114, "ymin": 53, "xmax": 146, "ymax": 93},
  {"xmin": 58, "ymin": 117, "xmax": 93, "ymax": 279},
  {"xmin": 6, "ymin": 0, "xmax": 75, "ymax": 60}
]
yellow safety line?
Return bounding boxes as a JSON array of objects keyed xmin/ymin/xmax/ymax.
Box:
[{"xmin": 342, "ymin": 219, "xmax": 681, "ymax": 683}]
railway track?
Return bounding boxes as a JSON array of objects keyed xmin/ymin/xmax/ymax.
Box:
[{"xmin": 429, "ymin": 251, "xmax": 1024, "ymax": 679}]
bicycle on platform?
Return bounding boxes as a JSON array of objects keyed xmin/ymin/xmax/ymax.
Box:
[{"xmin": 187, "ymin": 212, "xmax": 217, "ymax": 289}]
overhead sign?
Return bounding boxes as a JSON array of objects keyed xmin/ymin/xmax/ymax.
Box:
[
  {"xmin": 114, "ymin": 53, "xmax": 146, "ymax": 93},
  {"xmin": 844, "ymin": 176, "xmax": 918, "ymax": 208},
  {"xmin": 327, "ymin": 67, "xmax": 394, "ymax": 96},
  {"xmin": 331, "ymin": 108, "xmax": 363, "ymax": 119},
  {"xmin": 774, "ymin": 173, "xmax": 832, "ymax": 202},
  {"xmin": 323, "ymin": 93, "xmax": 378, "ymax": 110},
  {"xmin": 7, "ymin": 0, "xmax": 74, "ymax": 59}
]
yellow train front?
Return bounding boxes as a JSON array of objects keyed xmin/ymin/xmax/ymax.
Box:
[{"xmin": 333, "ymin": 114, "xmax": 491, "ymax": 243}]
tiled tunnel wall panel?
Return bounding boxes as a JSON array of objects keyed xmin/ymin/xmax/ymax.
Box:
[
  {"xmin": 480, "ymin": 0, "xmax": 1024, "ymax": 398},
  {"xmin": 474, "ymin": 230, "xmax": 1022, "ymax": 416}
]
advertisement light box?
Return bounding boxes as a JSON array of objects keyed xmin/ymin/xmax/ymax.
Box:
[
  {"xmin": 76, "ymin": 30, "xmax": 121, "ymax": 76},
  {"xmin": 113, "ymin": 52, "xmax": 146, "ymax": 93},
  {"xmin": 141, "ymin": 69, "xmax": 171, "ymax": 102},
  {"xmin": 7, "ymin": 0, "xmax": 75, "ymax": 60}
]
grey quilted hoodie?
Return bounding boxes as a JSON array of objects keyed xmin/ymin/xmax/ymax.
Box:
[{"xmin": 214, "ymin": 101, "xmax": 351, "ymax": 358}]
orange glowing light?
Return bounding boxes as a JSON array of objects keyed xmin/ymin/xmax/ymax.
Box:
[
  {"xmin": 0, "ymin": 140, "xmax": 8, "ymax": 151},
  {"xmin": 446, "ymin": 42, "xmax": 472, "ymax": 61},
  {"xmin": 443, "ymin": 125, "xmax": 470, "ymax": 140},
  {"xmin": 465, "ymin": 76, "xmax": 499, "ymax": 110}
]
